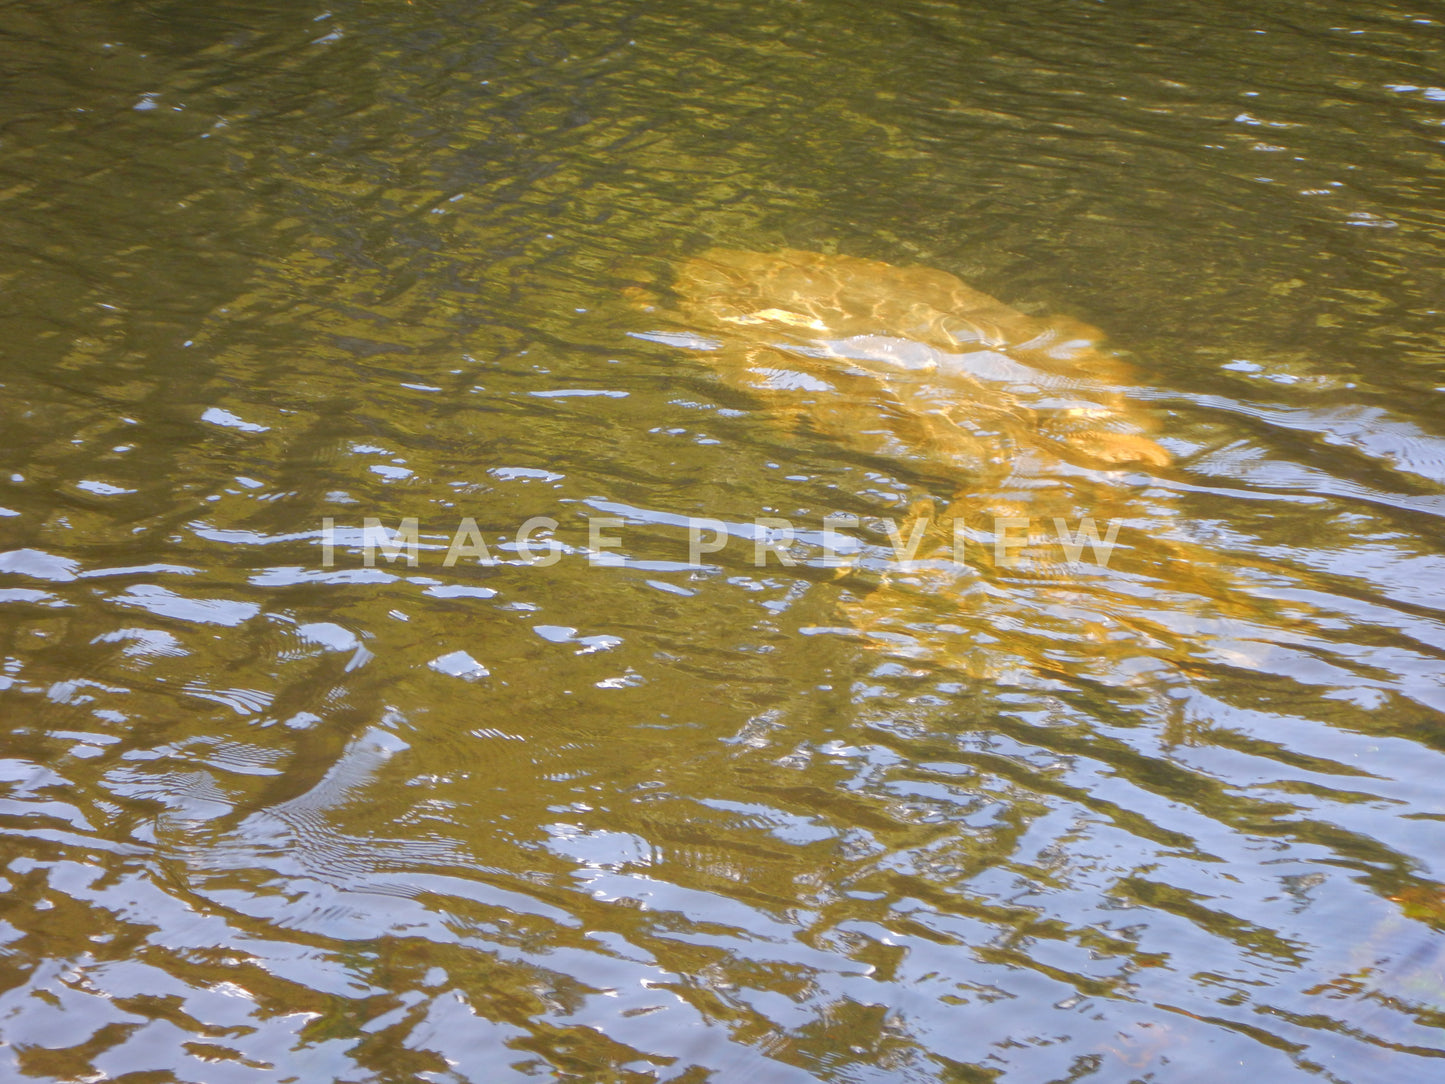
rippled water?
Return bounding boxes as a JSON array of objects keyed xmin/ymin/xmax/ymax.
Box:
[{"xmin": 2, "ymin": 0, "xmax": 1444, "ymax": 1080}]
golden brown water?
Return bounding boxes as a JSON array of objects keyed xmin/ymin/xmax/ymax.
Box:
[{"xmin": 2, "ymin": 1, "xmax": 1445, "ymax": 1081}]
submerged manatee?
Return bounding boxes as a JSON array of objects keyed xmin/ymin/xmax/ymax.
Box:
[
  {"xmin": 638, "ymin": 248, "xmax": 1169, "ymax": 487},
  {"xmin": 633, "ymin": 249, "xmax": 1280, "ymax": 699}
]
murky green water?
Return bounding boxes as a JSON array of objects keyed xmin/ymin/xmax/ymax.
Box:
[{"xmin": 2, "ymin": 0, "xmax": 1444, "ymax": 1079}]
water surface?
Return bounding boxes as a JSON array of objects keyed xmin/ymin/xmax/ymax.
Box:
[{"xmin": 2, "ymin": 0, "xmax": 1444, "ymax": 1080}]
